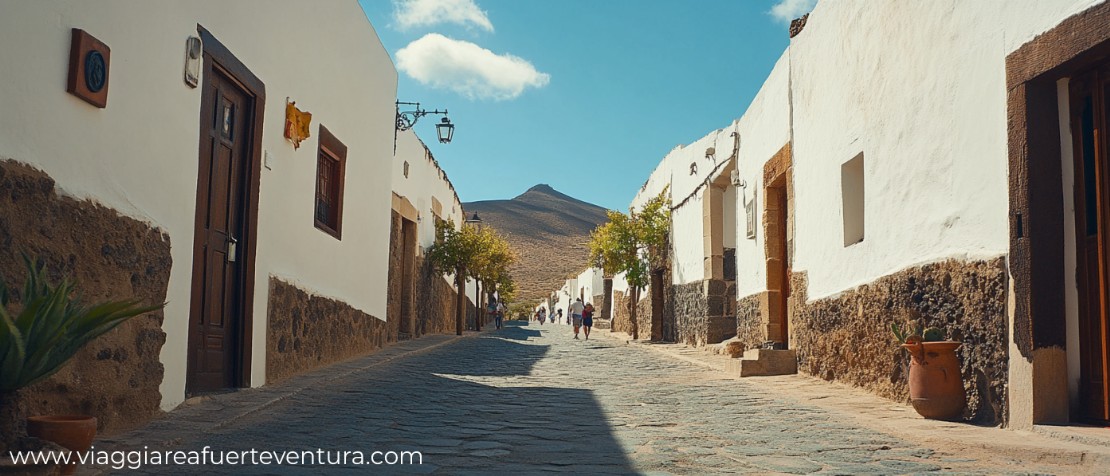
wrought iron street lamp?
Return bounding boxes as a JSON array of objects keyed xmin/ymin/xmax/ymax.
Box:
[
  {"xmin": 396, "ymin": 101, "xmax": 454, "ymax": 144},
  {"xmin": 464, "ymin": 212, "xmax": 482, "ymax": 230}
]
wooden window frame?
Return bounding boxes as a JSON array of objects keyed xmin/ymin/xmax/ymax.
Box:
[{"xmin": 314, "ymin": 125, "xmax": 347, "ymax": 240}]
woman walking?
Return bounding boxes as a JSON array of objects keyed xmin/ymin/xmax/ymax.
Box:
[{"xmin": 582, "ymin": 302, "xmax": 594, "ymax": 340}]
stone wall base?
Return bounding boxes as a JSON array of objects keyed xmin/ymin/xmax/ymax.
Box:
[
  {"xmin": 674, "ymin": 279, "xmax": 737, "ymax": 347},
  {"xmin": 266, "ymin": 278, "xmax": 392, "ymax": 383},
  {"xmin": 414, "ymin": 257, "xmax": 459, "ymax": 336},
  {"xmin": 0, "ymin": 159, "xmax": 170, "ymax": 436},
  {"xmin": 788, "ymin": 258, "xmax": 1009, "ymax": 425}
]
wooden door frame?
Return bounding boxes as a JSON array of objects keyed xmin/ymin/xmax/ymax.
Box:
[
  {"xmin": 1006, "ymin": 2, "xmax": 1110, "ymax": 361},
  {"xmin": 186, "ymin": 25, "xmax": 265, "ymax": 393},
  {"xmin": 1006, "ymin": 2, "xmax": 1110, "ymax": 422}
]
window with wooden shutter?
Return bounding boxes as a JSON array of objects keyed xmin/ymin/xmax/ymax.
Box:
[{"xmin": 314, "ymin": 125, "xmax": 346, "ymax": 239}]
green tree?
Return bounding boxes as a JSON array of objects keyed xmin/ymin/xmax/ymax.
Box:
[
  {"xmin": 469, "ymin": 226, "xmax": 516, "ymax": 329},
  {"xmin": 426, "ymin": 219, "xmax": 480, "ymax": 335},
  {"xmin": 587, "ymin": 187, "xmax": 670, "ymax": 340},
  {"xmin": 426, "ymin": 220, "xmax": 517, "ymax": 333}
]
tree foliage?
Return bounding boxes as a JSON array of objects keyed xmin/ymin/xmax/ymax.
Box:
[
  {"xmin": 586, "ymin": 188, "xmax": 670, "ymax": 340},
  {"xmin": 425, "ymin": 219, "xmax": 517, "ymax": 304},
  {"xmin": 587, "ymin": 187, "xmax": 671, "ymax": 291}
]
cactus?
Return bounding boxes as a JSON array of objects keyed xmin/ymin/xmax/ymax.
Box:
[{"xmin": 923, "ymin": 327, "xmax": 945, "ymax": 342}]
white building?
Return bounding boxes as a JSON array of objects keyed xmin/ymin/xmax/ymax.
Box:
[
  {"xmin": 390, "ymin": 129, "xmax": 473, "ymax": 337},
  {"xmin": 0, "ymin": 0, "xmax": 419, "ymax": 434},
  {"xmin": 609, "ymin": 0, "xmax": 1110, "ymax": 428}
]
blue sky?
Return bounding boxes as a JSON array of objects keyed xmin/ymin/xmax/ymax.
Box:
[{"xmin": 359, "ymin": 0, "xmax": 815, "ymax": 211}]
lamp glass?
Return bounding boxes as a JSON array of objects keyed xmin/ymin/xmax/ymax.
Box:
[{"xmin": 437, "ymin": 117, "xmax": 454, "ymax": 144}]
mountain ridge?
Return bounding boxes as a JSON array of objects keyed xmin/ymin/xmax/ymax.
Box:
[{"xmin": 462, "ymin": 184, "xmax": 609, "ymax": 305}]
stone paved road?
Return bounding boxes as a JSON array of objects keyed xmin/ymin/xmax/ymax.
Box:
[{"xmin": 92, "ymin": 322, "xmax": 1072, "ymax": 475}]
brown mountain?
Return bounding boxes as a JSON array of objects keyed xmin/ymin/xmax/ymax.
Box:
[{"xmin": 463, "ymin": 184, "xmax": 609, "ymax": 305}]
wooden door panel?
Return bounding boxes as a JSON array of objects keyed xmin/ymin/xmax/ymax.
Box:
[
  {"xmin": 1072, "ymin": 68, "xmax": 1110, "ymax": 422},
  {"xmin": 188, "ymin": 63, "xmax": 251, "ymax": 394}
]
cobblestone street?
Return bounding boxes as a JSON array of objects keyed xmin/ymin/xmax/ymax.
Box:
[{"xmin": 91, "ymin": 322, "xmax": 1104, "ymax": 475}]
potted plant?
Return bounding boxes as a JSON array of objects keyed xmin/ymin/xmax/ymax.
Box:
[
  {"xmin": 1, "ymin": 256, "xmax": 163, "ymax": 473},
  {"xmin": 892, "ymin": 319, "xmax": 966, "ymax": 420}
]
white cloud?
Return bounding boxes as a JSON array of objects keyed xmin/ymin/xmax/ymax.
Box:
[
  {"xmin": 396, "ymin": 34, "xmax": 550, "ymax": 101},
  {"xmin": 769, "ymin": 0, "xmax": 817, "ymax": 24},
  {"xmin": 393, "ymin": 0, "xmax": 494, "ymax": 32}
]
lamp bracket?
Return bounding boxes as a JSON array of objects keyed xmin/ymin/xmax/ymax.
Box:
[{"xmin": 396, "ymin": 101, "xmax": 448, "ymax": 131}]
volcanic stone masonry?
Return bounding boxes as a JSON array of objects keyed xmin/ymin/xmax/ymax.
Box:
[
  {"xmin": 0, "ymin": 159, "xmax": 170, "ymax": 435},
  {"xmin": 266, "ymin": 278, "xmax": 391, "ymax": 384},
  {"xmin": 784, "ymin": 258, "xmax": 1009, "ymax": 425},
  {"xmin": 674, "ymin": 279, "xmax": 737, "ymax": 347}
]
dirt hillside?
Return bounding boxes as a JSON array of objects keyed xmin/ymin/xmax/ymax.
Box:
[{"xmin": 463, "ymin": 184, "xmax": 609, "ymax": 305}]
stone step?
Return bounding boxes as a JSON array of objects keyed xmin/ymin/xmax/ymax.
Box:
[
  {"xmin": 724, "ymin": 349, "xmax": 798, "ymax": 377},
  {"xmin": 594, "ymin": 318, "xmax": 612, "ymax": 330}
]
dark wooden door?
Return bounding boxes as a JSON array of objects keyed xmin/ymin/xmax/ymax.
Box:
[
  {"xmin": 187, "ymin": 63, "xmax": 252, "ymax": 394},
  {"xmin": 1071, "ymin": 64, "xmax": 1110, "ymax": 423},
  {"xmin": 400, "ymin": 217, "xmax": 416, "ymax": 338},
  {"xmin": 775, "ymin": 186, "xmax": 790, "ymax": 348}
]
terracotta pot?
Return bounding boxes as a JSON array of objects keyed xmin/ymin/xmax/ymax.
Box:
[
  {"xmin": 902, "ymin": 341, "xmax": 966, "ymax": 420},
  {"xmin": 25, "ymin": 416, "xmax": 96, "ymax": 476}
]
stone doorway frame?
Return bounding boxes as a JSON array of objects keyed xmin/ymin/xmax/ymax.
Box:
[
  {"xmin": 762, "ymin": 143, "xmax": 793, "ymax": 347},
  {"xmin": 390, "ymin": 194, "xmax": 419, "ymax": 339}
]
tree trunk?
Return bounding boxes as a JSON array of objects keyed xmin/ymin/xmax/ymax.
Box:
[
  {"xmin": 455, "ymin": 267, "xmax": 465, "ymax": 336},
  {"xmin": 475, "ymin": 281, "xmax": 482, "ymax": 331},
  {"xmin": 0, "ymin": 390, "xmax": 27, "ymax": 452},
  {"xmin": 629, "ymin": 287, "xmax": 639, "ymax": 340}
]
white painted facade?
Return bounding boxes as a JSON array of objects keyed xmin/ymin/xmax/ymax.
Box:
[
  {"xmin": 0, "ymin": 0, "xmax": 398, "ymax": 410},
  {"xmin": 393, "ymin": 129, "xmax": 466, "ymax": 250},
  {"xmin": 576, "ymin": 267, "xmax": 605, "ymax": 306},
  {"xmin": 393, "ymin": 128, "xmax": 477, "ymax": 307},
  {"xmin": 731, "ymin": 55, "xmax": 792, "ymax": 299},
  {"xmin": 584, "ymin": 0, "xmax": 1106, "ymax": 427}
]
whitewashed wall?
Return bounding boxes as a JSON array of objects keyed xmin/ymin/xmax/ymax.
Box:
[
  {"xmin": 393, "ymin": 129, "xmax": 465, "ymax": 250},
  {"xmin": 784, "ymin": 0, "xmax": 1100, "ymax": 300},
  {"xmin": 0, "ymin": 0, "xmax": 397, "ymax": 409},
  {"xmin": 576, "ymin": 267, "xmax": 605, "ymax": 306},
  {"xmin": 630, "ymin": 124, "xmax": 746, "ymax": 286},
  {"xmin": 732, "ymin": 55, "xmax": 792, "ymax": 299}
]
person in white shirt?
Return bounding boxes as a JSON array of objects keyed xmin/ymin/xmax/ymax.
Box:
[
  {"xmin": 495, "ymin": 301, "xmax": 506, "ymax": 329},
  {"xmin": 569, "ymin": 298, "xmax": 585, "ymax": 339}
]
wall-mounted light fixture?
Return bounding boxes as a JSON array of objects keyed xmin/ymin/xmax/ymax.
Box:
[
  {"xmin": 705, "ymin": 147, "xmax": 716, "ymax": 160},
  {"xmin": 183, "ymin": 36, "xmax": 202, "ymax": 88},
  {"xmin": 464, "ymin": 212, "xmax": 482, "ymax": 230},
  {"xmin": 396, "ymin": 101, "xmax": 454, "ymax": 144},
  {"xmin": 730, "ymin": 169, "xmax": 746, "ymax": 188}
]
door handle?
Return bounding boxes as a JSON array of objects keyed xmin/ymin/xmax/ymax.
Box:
[{"xmin": 227, "ymin": 236, "xmax": 238, "ymax": 263}]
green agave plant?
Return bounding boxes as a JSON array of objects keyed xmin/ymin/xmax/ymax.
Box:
[{"xmin": 0, "ymin": 256, "xmax": 164, "ymax": 392}]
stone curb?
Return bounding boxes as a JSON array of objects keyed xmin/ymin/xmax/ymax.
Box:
[{"xmin": 601, "ymin": 329, "xmax": 1110, "ymax": 472}]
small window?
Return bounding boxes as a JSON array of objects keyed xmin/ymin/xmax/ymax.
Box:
[
  {"xmin": 841, "ymin": 152, "xmax": 864, "ymax": 246},
  {"xmin": 403, "ymin": 161, "xmax": 410, "ymax": 178},
  {"xmin": 314, "ymin": 125, "xmax": 347, "ymax": 239}
]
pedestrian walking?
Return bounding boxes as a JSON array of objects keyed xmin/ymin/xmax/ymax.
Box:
[
  {"xmin": 496, "ymin": 300, "xmax": 505, "ymax": 329},
  {"xmin": 569, "ymin": 298, "xmax": 585, "ymax": 339},
  {"xmin": 582, "ymin": 302, "xmax": 594, "ymax": 340},
  {"xmin": 486, "ymin": 299, "xmax": 497, "ymax": 330},
  {"xmin": 539, "ymin": 307, "xmax": 547, "ymax": 325}
]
